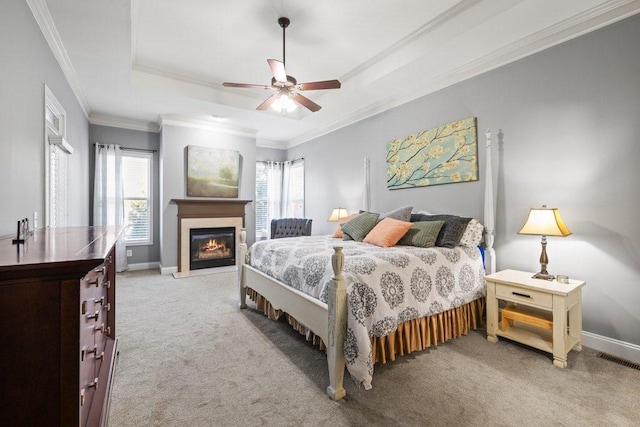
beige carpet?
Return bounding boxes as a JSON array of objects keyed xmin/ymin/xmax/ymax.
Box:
[{"xmin": 108, "ymin": 270, "xmax": 640, "ymax": 426}]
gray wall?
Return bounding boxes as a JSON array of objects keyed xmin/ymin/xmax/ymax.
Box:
[
  {"xmin": 0, "ymin": 0, "xmax": 90, "ymax": 236},
  {"xmin": 89, "ymin": 124, "xmax": 161, "ymax": 265},
  {"xmin": 256, "ymin": 146, "xmax": 286, "ymax": 162},
  {"xmin": 159, "ymin": 125, "xmax": 256, "ymax": 270},
  {"xmin": 288, "ymin": 15, "xmax": 640, "ymax": 352}
]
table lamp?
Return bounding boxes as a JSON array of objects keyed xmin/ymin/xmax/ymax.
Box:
[
  {"xmin": 327, "ymin": 207, "xmax": 348, "ymax": 222},
  {"xmin": 518, "ymin": 205, "xmax": 571, "ymax": 280}
]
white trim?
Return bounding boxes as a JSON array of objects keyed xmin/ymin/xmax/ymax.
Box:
[
  {"xmin": 160, "ymin": 265, "xmax": 178, "ymax": 275},
  {"xmin": 126, "ymin": 262, "xmax": 160, "ymax": 272},
  {"xmin": 284, "ymin": 0, "xmax": 640, "ymax": 148},
  {"xmin": 583, "ymin": 331, "xmax": 640, "ymax": 364},
  {"xmin": 48, "ymin": 135, "xmax": 73, "ymax": 154},
  {"xmin": 27, "ymin": 0, "xmax": 90, "ymax": 118},
  {"xmin": 256, "ymin": 139, "xmax": 287, "ymax": 150},
  {"xmin": 159, "ymin": 115, "xmax": 257, "ymax": 138},
  {"xmin": 90, "ymin": 113, "xmax": 160, "ymax": 133}
]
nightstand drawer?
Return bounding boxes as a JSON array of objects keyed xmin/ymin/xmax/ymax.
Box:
[{"xmin": 495, "ymin": 283, "xmax": 553, "ymax": 309}]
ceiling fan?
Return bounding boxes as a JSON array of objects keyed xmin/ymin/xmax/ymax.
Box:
[{"xmin": 222, "ymin": 17, "xmax": 341, "ymax": 114}]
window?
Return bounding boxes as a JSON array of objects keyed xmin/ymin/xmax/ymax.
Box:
[
  {"xmin": 122, "ymin": 150, "xmax": 153, "ymax": 245},
  {"xmin": 255, "ymin": 159, "xmax": 304, "ymax": 240},
  {"xmin": 44, "ymin": 85, "xmax": 71, "ymax": 228}
]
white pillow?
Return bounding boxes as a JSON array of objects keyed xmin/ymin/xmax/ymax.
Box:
[{"xmin": 459, "ymin": 218, "xmax": 484, "ymax": 247}]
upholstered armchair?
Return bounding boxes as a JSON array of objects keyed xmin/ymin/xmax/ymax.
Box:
[{"xmin": 270, "ymin": 218, "xmax": 313, "ymax": 239}]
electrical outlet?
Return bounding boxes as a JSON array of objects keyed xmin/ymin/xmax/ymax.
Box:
[
  {"xmin": 33, "ymin": 211, "xmax": 38, "ymax": 229},
  {"xmin": 126, "ymin": 249, "xmax": 132, "ymax": 257}
]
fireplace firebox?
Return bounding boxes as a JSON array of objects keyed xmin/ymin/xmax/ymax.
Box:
[{"xmin": 189, "ymin": 227, "xmax": 236, "ymax": 270}]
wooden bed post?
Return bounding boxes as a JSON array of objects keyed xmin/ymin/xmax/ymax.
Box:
[
  {"xmin": 326, "ymin": 246, "xmax": 347, "ymax": 400},
  {"xmin": 484, "ymin": 129, "xmax": 497, "ymax": 274},
  {"xmin": 238, "ymin": 228, "xmax": 247, "ymax": 309}
]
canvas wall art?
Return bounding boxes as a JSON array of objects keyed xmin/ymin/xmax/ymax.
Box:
[
  {"xmin": 187, "ymin": 146, "xmax": 239, "ymax": 198},
  {"xmin": 386, "ymin": 117, "xmax": 478, "ymax": 190}
]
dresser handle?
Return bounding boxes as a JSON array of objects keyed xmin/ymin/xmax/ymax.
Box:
[
  {"xmin": 86, "ymin": 279, "xmax": 99, "ymax": 287},
  {"xmin": 512, "ymin": 292, "xmax": 531, "ymax": 298},
  {"xmin": 94, "ymin": 296, "xmax": 105, "ymax": 305},
  {"xmin": 87, "ymin": 377, "xmax": 99, "ymax": 389},
  {"xmin": 80, "ymin": 389, "xmax": 85, "ymax": 406},
  {"xmin": 103, "ymin": 303, "xmax": 111, "ymax": 312},
  {"xmin": 95, "ymin": 266, "xmax": 106, "ymax": 274},
  {"xmin": 81, "ymin": 345, "xmax": 98, "ymax": 361},
  {"xmin": 95, "ymin": 351, "xmax": 105, "ymax": 360},
  {"xmin": 87, "ymin": 310, "xmax": 100, "ymax": 321},
  {"xmin": 104, "ymin": 280, "xmax": 111, "ymax": 289},
  {"xmin": 95, "ymin": 324, "xmax": 111, "ymax": 335}
]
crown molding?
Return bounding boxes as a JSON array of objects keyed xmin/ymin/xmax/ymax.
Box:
[
  {"xmin": 26, "ymin": 0, "xmax": 91, "ymax": 118},
  {"xmin": 90, "ymin": 113, "xmax": 160, "ymax": 133},
  {"xmin": 285, "ymin": 0, "xmax": 640, "ymax": 148},
  {"xmin": 159, "ymin": 115, "xmax": 257, "ymax": 138},
  {"xmin": 256, "ymin": 139, "xmax": 287, "ymax": 150},
  {"xmin": 339, "ymin": 0, "xmax": 482, "ymax": 85}
]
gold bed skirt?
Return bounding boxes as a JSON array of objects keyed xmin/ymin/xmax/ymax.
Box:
[{"xmin": 247, "ymin": 288, "xmax": 485, "ymax": 365}]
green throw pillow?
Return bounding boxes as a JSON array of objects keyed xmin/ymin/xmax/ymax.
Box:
[
  {"xmin": 342, "ymin": 212, "xmax": 379, "ymax": 241},
  {"xmin": 398, "ymin": 220, "xmax": 445, "ymax": 247},
  {"xmin": 410, "ymin": 214, "xmax": 472, "ymax": 248}
]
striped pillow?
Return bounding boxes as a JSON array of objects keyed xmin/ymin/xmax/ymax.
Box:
[
  {"xmin": 398, "ymin": 220, "xmax": 445, "ymax": 247},
  {"xmin": 342, "ymin": 212, "xmax": 379, "ymax": 241}
]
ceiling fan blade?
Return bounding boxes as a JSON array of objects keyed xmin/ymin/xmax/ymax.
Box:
[
  {"xmin": 298, "ymin": 80, "xmax": 341, "ymax": 91},
  {"xmin": 256, "ymin": 93, "xmax": 280, "ymax": 111},
  {"xmin": 267, "ymin": 59, "xmax": 287, "ymax": 83},
  {"xmin": 223, "ymin": 82, "xmax": 271, "ymax": 89},
  {"xmin": 292, "ymin": 93, "xmax": 321, "ymax": 112}
]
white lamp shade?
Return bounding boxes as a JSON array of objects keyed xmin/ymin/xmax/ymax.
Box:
[
  {"xmin": 328, "ymin": 208, "xmax": 348, "ymax": 222},
  {"xmin": 518, "ymin": 207, "xmax": 571, "ymax": 237}
]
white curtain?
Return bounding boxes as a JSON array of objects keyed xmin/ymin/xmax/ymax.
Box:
[
  {"xmin": 265, "ymin": 161, "xmax": 284, "ymax": 227},
  {"xmin": 281, "ymin": 160, "xmax": 293, "ymax": 217},
  {"xmin": 94, "ymin": 144, "xmax": 128, "ymax": 272}
]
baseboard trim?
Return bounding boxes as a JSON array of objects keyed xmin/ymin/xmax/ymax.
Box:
[
  {"xmin": 160, "ymin": 265, "xmax": 178, "ymax": 275},
  {"xmin": 127, "ymin": 262, "xmax": 160, "ymax": 271},
  {"xmin": 583, "ymin": 331, "xmax": 640, "ymax": 364}
]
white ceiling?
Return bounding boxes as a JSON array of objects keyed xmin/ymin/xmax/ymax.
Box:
[{"xmin": 34, "ymin": 0, "xmax": 640, "ymax": 148}]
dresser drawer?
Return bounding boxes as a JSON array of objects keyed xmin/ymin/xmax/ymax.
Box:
[{"xmin": 495, "ymin": 282, "xmax": 553, "ymax": 309}]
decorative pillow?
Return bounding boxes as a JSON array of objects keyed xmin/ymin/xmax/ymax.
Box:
[
  {"xmin": 379, "ymin": 206, "xmax": 413, "ymax": 222},
  {"xmin": 363, "ymin": 218, "xmax": 413, "ymax": 247},
  {"xmin": 360, "ymin": 206, "xmax": 413, "ymax": 222},
  {"xmin": 459, "ymin": 218, "xmax": 484, "ymax": 247},
  {"xmin": 341, "ymin": 212, "xmax": 379, "ymax": 241},
  {"xmin": 332, "ymin": 214, "xmax": 359, "ymax": 238},
  {"xmin": 410, "ymin": 213, "xmax": 472, "ymax": 248},
  {"xmin": 398, "ymin": 220, "xmax": 445, "ymax": 248}
]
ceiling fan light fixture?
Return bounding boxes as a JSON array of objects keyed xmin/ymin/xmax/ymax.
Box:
[
  {"xmin": 221, "ymin": 17, "xmax": 340, "ymax": 114},
  {"xmin": 272, "ymin": 93, "xmax": 297, "ymax": 115}
]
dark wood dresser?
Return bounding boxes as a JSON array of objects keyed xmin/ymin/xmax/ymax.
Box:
[{"xmin": 0, "ymin": 226, "xmax": 121, "ymax": 426}]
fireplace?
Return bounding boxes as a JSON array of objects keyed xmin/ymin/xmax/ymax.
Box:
[
  {"xmin": 189, "ymin": 227, "xmax": 236, "ymax": 270},
  {"xmin": 171, "ymin": 199, "xmax": 251, "ymax": 275}
]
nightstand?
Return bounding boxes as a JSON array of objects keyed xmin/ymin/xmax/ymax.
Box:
[{"xmin": 485, "ymin": 269, "xmax": 586, "ymax": 368}]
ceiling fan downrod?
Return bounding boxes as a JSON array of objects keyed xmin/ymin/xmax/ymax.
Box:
[{"xmin": 278, "ymin": 17, "xmax": 290, "ymax": 68}]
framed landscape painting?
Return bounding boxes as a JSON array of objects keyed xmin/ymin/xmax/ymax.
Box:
[
  {"xmin": 187, "ymin": 146, "xmax": 239, "ymax": 198},
  {"xmin": 386, "ymin": 117, "xmax": 478, "ymax": 190}
]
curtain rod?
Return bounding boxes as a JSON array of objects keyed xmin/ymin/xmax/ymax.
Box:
[{"xmin": 95, "ymin": 143, "xmax": 157, "ymax": 153}]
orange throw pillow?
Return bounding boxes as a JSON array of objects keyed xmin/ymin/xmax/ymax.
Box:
[
  {"xmin": 332, "ymin": 214, "xmax": 359, "ymax": 238},
  {"xmin": 363, "ymin": 217, "xmax": 413, "ymax": 247}
]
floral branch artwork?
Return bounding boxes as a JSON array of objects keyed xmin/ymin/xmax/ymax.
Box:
[{"xmin": 386, "ymin": 117, "xmax": 478, "ymax": 190}]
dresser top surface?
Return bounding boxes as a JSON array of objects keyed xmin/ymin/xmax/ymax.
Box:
[{"xmin": 0, "ymin": 226, "xmax": 122, "ymax": 271}]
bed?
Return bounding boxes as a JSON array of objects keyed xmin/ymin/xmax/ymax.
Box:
[{"xmin": 238, "ymin": 130, "xmax": 497, "ymax": 400}]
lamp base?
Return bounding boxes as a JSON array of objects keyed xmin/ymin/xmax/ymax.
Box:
[{"xmin": 532, "ymin": 272, "xmax": 555, "ymax": 281}]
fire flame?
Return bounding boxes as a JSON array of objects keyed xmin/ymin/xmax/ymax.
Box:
[{"xmin": 203, "ymin": 238, "xmax": 227, "ymax": 252}]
